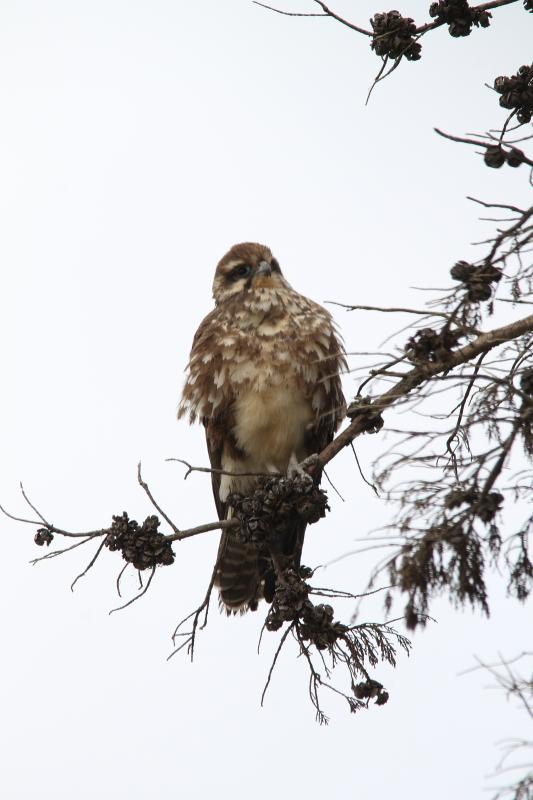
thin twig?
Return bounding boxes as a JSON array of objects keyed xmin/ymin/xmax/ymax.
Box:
[
  {"xmin": 70, "ymin": 538, "xmax": 107, "ymax": 591},
  {"xmin": 435, "ymin": 128, "xmax": 533, "ymax": 168},
  {"xmin": 30, "ymin": 535, "xmax": 101, "ymax": 564},
  {"xmin": 169, "ymin": 564, "xmax": 219, "ymax": 661},
  {"xmin": 253, "ymin": 1, "xmax": 327, "ymax": 17},
  {"xmin": 137, "ymin": 462, "xmax": 180, "ymax": 534},
  {"xmin": 116, "ymin": 563, "xmax": 128, "ymax": 598},
  {"xmin": 20, "ymin": 483, "xmax": 50, "ymax": 526},
  {"xmin": 327, "ymin": 301, "xmax": 464, "ymax": 318},
  {"xmin": 445, "ymin": 351, "xmax": 486, "ymax": 480},
  {"xmin": 350, "ymin": 443, "xmax": 379, "ymax": 497},
  {"xmin": 261, "ymin": 622, "xmax": 296, "ymax": 706},
  {"xmin": 166, "ymin": 458, "xmax": 270, "ymax": 480},
  {"xmin": 109, "ymin": 567, "xmax": 156, "ymax": 614},
  {"xmin": 323, "ymin": 468, "xmax": 345, "ymax": 502}
]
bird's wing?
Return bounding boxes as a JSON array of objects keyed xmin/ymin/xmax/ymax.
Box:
[
  {"xmin": 203, "ymin": 414, "xmax": 226, "ymax": 521},
  {"xmin": 287, "ymin": 321, "xmax": 346, "ymax": 569},
  {"xmin": 305, "ymin": 322, "xmax": 347, "ymax": 461}
]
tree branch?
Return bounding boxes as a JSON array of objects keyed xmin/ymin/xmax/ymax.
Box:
[{"xmin": 317, "ymin": 313, "xmax": 533, "ymax": 467}]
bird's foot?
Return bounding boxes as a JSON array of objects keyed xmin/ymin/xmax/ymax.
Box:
[{"xmin": 287, "ymin": 452, "xmax": 319, "ymax": 480}]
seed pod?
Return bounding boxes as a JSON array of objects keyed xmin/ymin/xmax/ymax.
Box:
[
  {"xmin": 450, "ymin": 260, "xmax": 475, "ymax": 282},
  {"xmin": 429, "ymin": 0, "xmax": 492, "ymax": 37},
  {"xmin": 493, "ymin": 63, "xmax": 533, "ymax": 124},
  {"xmin": 467, "ymin": 282, "xmax": 492, "ymax": 302},
  {"xmin": 507, "ymin": 148, "xmax": 525, "ymax": 168},
  {"xmin": 375, "ymin": 690, "xmax": 390, "ymax": 706},
  {"xmin": 484, "ymin": 146, "xmax": 505, "ymax": 168},
  {"xmin": 34, "ymin": 528, "xmax": 54, "ymax": 546},
  {"xmin": 370, "ymin": 11, "xmax": 421, "ymax": 61}
]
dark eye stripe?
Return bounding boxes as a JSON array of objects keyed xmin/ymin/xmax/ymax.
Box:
[
  {"xmin": 271, "ymin": 258, "xmax": 281, "ymax": 273},
  {"xmin": 228, "ymin": 264, "xmax": 251, "ymax": 281}
]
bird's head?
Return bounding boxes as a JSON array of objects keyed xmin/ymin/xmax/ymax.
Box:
[{"xmin": 212, "ymin": 242, "xmax": 289, "ymax": 304}]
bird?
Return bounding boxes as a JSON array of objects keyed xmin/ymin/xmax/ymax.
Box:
[{"xmin": 178, "ymin": 242, "xmax": 346, "ymax": 613}]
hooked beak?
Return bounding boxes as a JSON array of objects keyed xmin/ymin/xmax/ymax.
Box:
[{"xmin": 256, "ymin": 260, "xmax": 272, "ymax": 277}]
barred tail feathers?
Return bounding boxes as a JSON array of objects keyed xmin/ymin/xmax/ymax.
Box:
[{"xmin": 215, "ymin": 525, "xmax": 261, "ymax": 613}]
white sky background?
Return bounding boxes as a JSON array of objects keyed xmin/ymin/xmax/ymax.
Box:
[{"xmin": 0, "ymin": 1, "xmax": 532, "ymax": 798}]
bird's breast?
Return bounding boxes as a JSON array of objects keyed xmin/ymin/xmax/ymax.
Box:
[{"xmin": 232, "ymin": 380, "xmax": 313, "ymax": 472}]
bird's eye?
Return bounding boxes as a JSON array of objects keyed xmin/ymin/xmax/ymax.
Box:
[
  {"xmin": 271, "ymin": 258, "xmax": 281, "ymax": 273},
  {"xmin": 229, "ymin": 264, "xmax": 251, "ymax": 281}
]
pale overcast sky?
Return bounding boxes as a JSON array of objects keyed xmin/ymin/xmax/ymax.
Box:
[{"xmin": 1, "ymin": 2, "xmax": 532, "ymax": 799}]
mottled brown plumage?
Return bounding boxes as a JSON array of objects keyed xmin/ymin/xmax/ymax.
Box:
[{"xmin": 178, "ymin": 243, "xmax": 346, "ymax": 612}]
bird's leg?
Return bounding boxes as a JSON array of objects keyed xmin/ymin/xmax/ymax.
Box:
[
  {"xmin": 298, "ymin": 453, "xmax": 320, "ymax": 476},
  {"xmin": 287, "ymin": 452, "xmax": 303, "ymax": 478}
]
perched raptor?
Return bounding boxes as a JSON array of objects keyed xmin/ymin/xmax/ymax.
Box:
[{"xmin": 178, "ymin": 243, "xmax": 346, "ymax": 613}]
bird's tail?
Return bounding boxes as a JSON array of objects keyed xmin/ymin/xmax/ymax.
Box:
[
  {"xmin": 215, "ymin": 529, "xmax": 261, "ymax": 613},
  {"xmin": 215, "ymin": 518, "xmax": 308, "ymax": 613}
]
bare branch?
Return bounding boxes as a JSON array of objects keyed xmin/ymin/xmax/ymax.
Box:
[
  {"xmin": 252, "ymin": 1, "xmax": 327, "ymax": 18},
  {"xmin": 70, "ymin": 538, "xmax": 107, "ymax": 591},
  {"xmin": 435, "ymin": 128, "xmax": 533, "ymax": 168},
  {"xmin": 318, "ymin": 313, "xmax": 533, "ymax": 468},
  {"xmin": 137, "ymin": 461, "xmax": 180, "ymax": 535},
  {"xmin": 164, "ymin": 517, "xmax": 239, "ymax": 543},
  {"xmin": 166, "ymin": 458, "xmax": 271, "ymax": 480},
  {"xmin": 109, "ymin": 567, "xmax": 156, "ymax": 615}
]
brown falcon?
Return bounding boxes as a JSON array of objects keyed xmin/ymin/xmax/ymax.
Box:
[{"xmin": 178, "ymin": 243, "xmax": 346, "ymax": 613}]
